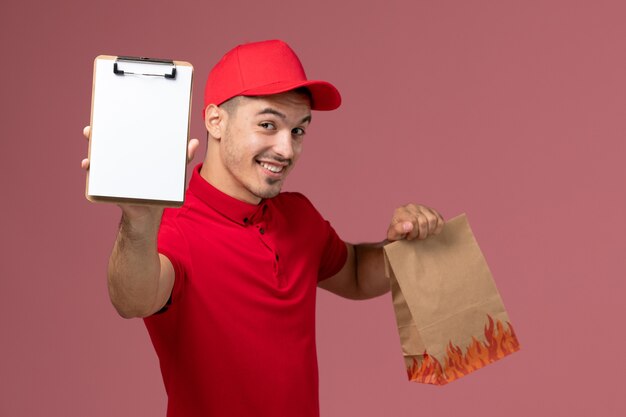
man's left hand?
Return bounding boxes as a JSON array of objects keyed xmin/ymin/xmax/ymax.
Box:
[{"xmin": 386, "ymin": 204, "xmax": 444, "ymax": 242}]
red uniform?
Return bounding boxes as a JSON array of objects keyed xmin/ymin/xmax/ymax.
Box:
[{"xmin": 144, "ymin": 165, "xmax": 347, "ymax": 417}]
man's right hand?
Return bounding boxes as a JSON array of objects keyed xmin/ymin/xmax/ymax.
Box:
[
  {"xmin": 81, "ymin": 125, "xmax": 200, "ymax": 171},
  {"xmin": 81, "ymin": 125, "xmax": 200, "ymax": 220},
  {"xmin": 82, "ymin": 125, "xmax": 200, "ymax": 317}
]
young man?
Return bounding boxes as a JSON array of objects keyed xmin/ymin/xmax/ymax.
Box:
[{"xmin": 82, "ymin": 40, "xmax": 444, "ymax": 417}]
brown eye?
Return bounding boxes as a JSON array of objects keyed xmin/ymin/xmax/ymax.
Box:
[
  {"xmin": 292, "ymin": 127, "xmax": 305, "ymax": 136},
  {"xmin": 260, "ymin": 122, "xmax": 276, "ymax": 130}
]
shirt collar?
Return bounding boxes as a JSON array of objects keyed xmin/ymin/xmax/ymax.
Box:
[{"xmin": 188, "ymin": 164, "xmax": 264, "ymax": 226}]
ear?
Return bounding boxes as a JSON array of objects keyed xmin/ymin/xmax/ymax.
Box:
[{"xmin": 204, "ymin": 104, "xmax": 226, "ymax": 140}]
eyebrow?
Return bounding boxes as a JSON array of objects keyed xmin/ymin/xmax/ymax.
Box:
[
  {"xmin": 256, "ymin": 108, "xmax": 312, "ymax": 125},
  {"xmin": 257, "ymin": 108, "xmax": 286, "ymax": 119}
]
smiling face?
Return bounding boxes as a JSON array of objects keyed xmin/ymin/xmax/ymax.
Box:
[{"xmin": 203, "ymin": 90, "xmax": 312, "ymax": 204}]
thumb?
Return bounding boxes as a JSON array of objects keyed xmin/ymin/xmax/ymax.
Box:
[
  {"xmin": 187, "ymin": 138, "xmax": 200, "ymax": 162},
  {"xmin": 387, "ymin": 221, "xmax": 413, "ymax": 241}
]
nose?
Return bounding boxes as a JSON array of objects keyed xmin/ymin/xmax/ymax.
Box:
[{"xmin": 272, "ymin": 130, "xmax": 295, "ymax": 160}]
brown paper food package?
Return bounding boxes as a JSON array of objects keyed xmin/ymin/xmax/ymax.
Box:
[{"xmin": 383, "ymin": 214, "xmax": 520, "ymax": 385}]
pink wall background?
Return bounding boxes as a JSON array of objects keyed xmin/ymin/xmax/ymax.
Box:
[{"xmin": 1, "ymin": 0, "xmax": 624, "ymax": 416}]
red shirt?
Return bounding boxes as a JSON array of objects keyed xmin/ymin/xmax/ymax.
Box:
[{"xmin": 144, "ymin": 165, "xmax": 347, "ymax": 417}]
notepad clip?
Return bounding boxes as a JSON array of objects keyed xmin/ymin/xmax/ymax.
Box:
[{"xmin": 113, "ymin": 56, "xmax": 177, "ymax": 79}]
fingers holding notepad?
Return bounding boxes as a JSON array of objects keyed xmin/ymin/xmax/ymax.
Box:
[{"xmin": 80, "ymin": 125, "xmax": 200, "ymax": 172}]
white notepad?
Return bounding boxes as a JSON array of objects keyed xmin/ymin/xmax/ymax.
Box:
[{"xmin": 86, "ymin": 55, "xmax": 193, "ymax": 206}]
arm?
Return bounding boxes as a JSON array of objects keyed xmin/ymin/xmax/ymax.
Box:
[
  {"xmin": 107, "ymin": 207, "xmax": 175, "ymax": 318},
  {"xmin": 318, "ymin": 204, "xmax": 444, "ymax": 300},
  {"xmin": 317, "ymin": 242, "xmax": 388, "ymax": 300}
]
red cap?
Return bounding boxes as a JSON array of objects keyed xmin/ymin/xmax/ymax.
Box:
[{"xmin": 203, "ymin": 40, "xmax": 341, "ymax": 117}]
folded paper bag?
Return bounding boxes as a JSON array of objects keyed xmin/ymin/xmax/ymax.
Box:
[{"xmin": 383, "ymin": 213, "xmax": 520, "ymax": 385}]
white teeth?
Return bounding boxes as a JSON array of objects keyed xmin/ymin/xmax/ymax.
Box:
[{"xmin": 260, "ymin": 162, "xmax": 283, "ymax": 173}]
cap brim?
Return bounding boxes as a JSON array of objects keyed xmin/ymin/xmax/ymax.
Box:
[{"xmin": 241, "ymin": 80, "xmax": 341, "ymax": 111}]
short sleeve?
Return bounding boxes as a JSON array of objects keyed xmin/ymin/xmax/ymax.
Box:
[
  {"xmin": 282, "ymin": 192, "xmax": 348, "ymax": 281},
  {"xmin": 156, "ymin": 208, "xmax": 189, "ymax": 307},
  {"xmin": 318, "ymin": 220, "xmax": 348, "ymax": 281}
]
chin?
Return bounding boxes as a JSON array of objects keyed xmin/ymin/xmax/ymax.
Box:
[
  {"xmin": 256, "ymin": 188, "xmax": 281, "ymax": 199},
  {"xmin": 252, "ymin": 182, "xmax": 283, "ymax": 199}
]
